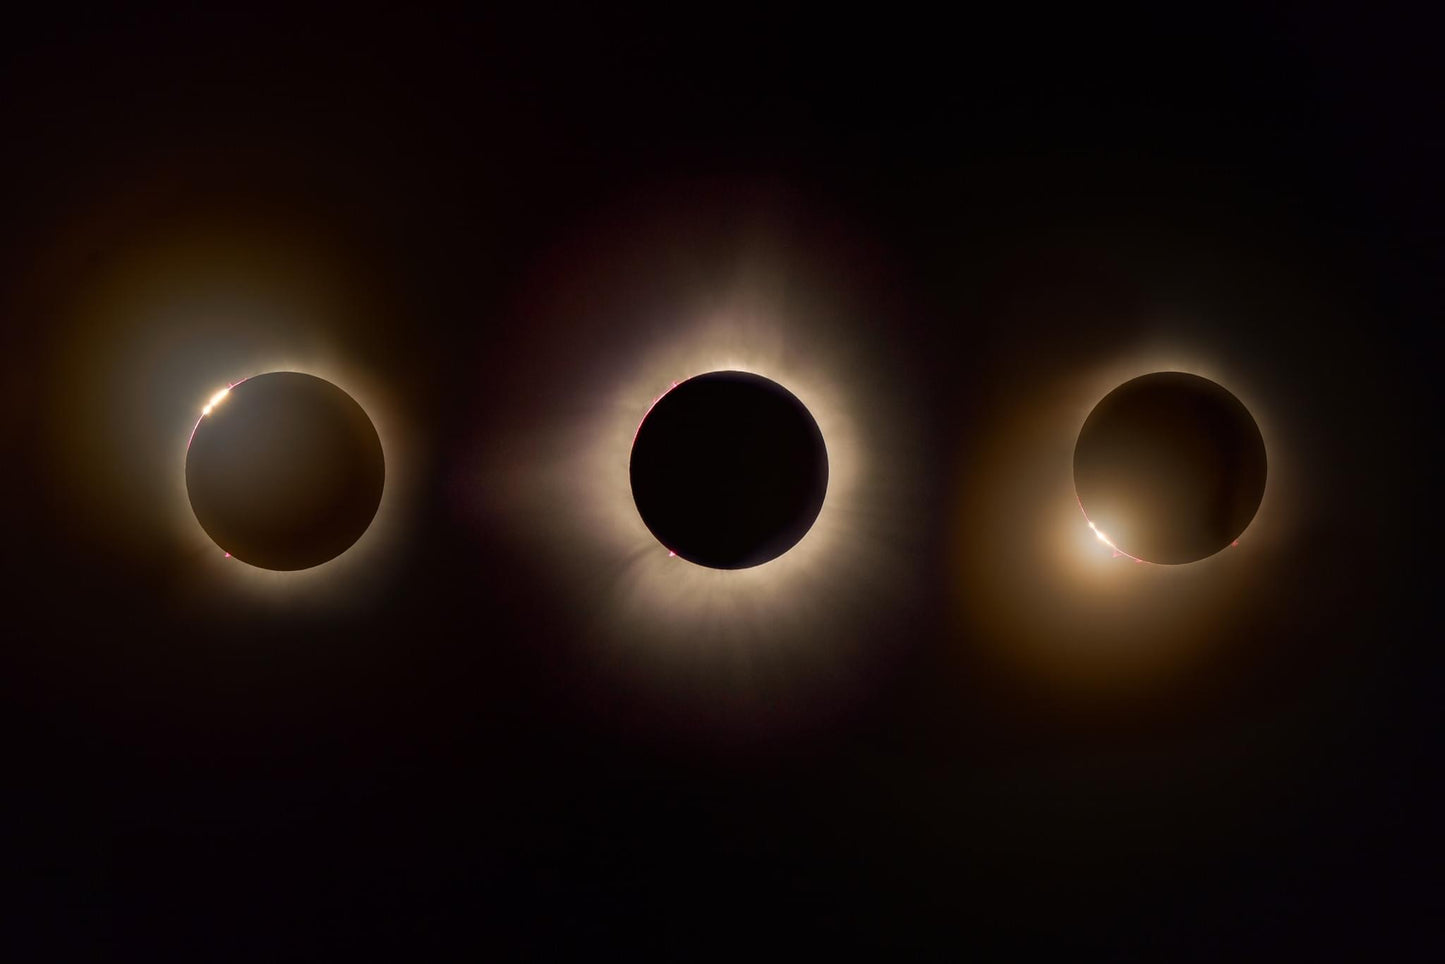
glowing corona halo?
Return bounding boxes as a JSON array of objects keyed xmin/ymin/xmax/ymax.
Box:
[
  {"xmin": 474, "ymin": 246, "xmax": 921, "ymax": 730},
  {"xmin": 951, "ymin": 343, "xmax": 1292, "ymax": 697},
  {"xmin": 37, "ymin": 198, "xmax": 420, "ymax": 611}
]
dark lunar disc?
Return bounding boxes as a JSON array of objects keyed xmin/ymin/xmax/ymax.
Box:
[
  {"xmin": 1073, "ymin": 371, "xmax": 1266, "ymax": 565},
  {"xmin": 185, "ymin": 372, "xmax": 385, "ymax": 571},
  {"xmin": 629, "ymin": 371, "xmax": 829, "ymax": 569}
]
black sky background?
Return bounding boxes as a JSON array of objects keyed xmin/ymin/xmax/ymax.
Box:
[{"xmin": 3, "ymin": 4, "xmax": 1439, "ymax": 960}]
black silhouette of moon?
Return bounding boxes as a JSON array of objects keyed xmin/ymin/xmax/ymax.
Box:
[
  {"xmin": 629, "ymin": 371, "xmax": 828, "ymax": 569},
  {"xmin": 1073, "ymin": 371, "xmax": 1266, "ymax": 565},
  {"xmin": 185, "ymin": 371, "xmax": 385, "ymax": 571}
]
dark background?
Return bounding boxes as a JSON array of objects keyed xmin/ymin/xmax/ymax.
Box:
[{"xmin": 3, "ymin": 4, "xmax": 1438, "ymax": 960}]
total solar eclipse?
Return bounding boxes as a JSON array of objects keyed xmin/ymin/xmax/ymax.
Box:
[
  {"xmin": 185, "ymin": 371, "xmax": 385, "ymax": 571},
  {"xmin": 629, "ymin": 371, "xmax": 829, "ymax": 569},
  {"xmin": 1074, "ymin": 371, "xmax": 1267, "ymax": 565}
]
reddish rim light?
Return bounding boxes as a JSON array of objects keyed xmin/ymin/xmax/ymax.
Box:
[{"xmin": 633, "ymin": 379, "xmax": 681, "ymax": 445}]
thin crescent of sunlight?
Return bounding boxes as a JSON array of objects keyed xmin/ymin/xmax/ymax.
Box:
[{"xmin": 201, "ymin": 387, "xmax": 231, "ymax": 415}]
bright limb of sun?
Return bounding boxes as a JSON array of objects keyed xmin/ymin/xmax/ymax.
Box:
[
  {"xmin": 1077, "ymin": 497, "xmax": 1149, "ymax": 564},
  {"xmin": 201, "ymin": 387, "xmax": 231, "ymax": 415}
]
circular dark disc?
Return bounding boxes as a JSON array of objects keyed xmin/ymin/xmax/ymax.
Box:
[
  {"xmin": 629, "ymin": 371, "xmax": 829, "ymax": 569},
  {"xmin": 1073, "ymin": 371, "xmax": 1266, "ymax": 565},
  {"xmin": 185, "ymin": 371, "xmax": 385, "ymax": 571}
]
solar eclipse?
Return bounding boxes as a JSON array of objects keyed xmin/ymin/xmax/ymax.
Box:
[
  {"xmin": 1074, "ymin": 372, "xmax": 1267, "ymax": 565},
  {"xmin": 8, "ymin": 11, "xmax": 1428, "ymax": 958},
  {"xmin": 467, "ymin": 189, "xmax": 925, "ymax": 730},
  {"xmin": 629, "ymin": 370, "xmax": 828, "ymax": 569},
  {"xmin": 185, "ymin": 371, "xmax": 385, "ymax": 571}
]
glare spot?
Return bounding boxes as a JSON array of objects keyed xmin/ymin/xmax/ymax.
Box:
[
  {"xmin": 201, "ymin": 387, "xmax": 230, "ymax": 415},
  {"xmin": 1078, "ymin": 498, "xmax": 1150, "ymax": 564}
]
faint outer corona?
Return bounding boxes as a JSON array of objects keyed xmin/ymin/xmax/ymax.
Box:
[
  {"xmin": 185, "ymin": 371, "xmax": 385, "ymax": 571},
  {"xmin": 1073, "ymin": 371, "xmax": 1267, "ymax": 565},
  {"xmin": 629, "ymin": 370, "xmax": 828, "ymax": 569}
]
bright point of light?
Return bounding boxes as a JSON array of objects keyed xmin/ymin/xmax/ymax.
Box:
[
  {"xmin": 1077, "ymin": 498, "xmax": 1149, "ymax": 564},
  {"xmin": 201, "ymin": 387, "xmax": 230, "ymax": 415}
]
